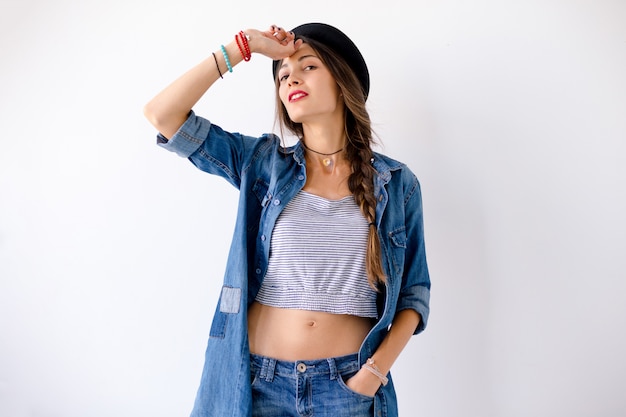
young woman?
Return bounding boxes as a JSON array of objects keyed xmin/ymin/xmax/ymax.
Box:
[{"xmin": 144, "ymin": 23, "xmax": 431, "ymax": 417}]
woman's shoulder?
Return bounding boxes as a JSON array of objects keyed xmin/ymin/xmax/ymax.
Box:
[
  {"xmin": 372, "ymin": 151, "xmax": 422, "ymax": 195},
  {"xmin": 372, "ymin": 151, "xmax": 418, "ymax": 180},
  {"xmin": 372, "ymin": 151, "xmax": 405, "ymax": 170}
]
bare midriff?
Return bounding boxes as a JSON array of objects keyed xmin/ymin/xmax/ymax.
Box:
[{"xmin": 248, "ymin": 301, "xmax": 375, "ymax": 361}]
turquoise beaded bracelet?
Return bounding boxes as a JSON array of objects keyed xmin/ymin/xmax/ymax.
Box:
[{"xmin": 220, "ymin": 45, "xmax": 233, "ymax": 73}]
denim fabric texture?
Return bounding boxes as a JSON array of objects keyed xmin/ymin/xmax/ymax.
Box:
[
  {"xmin": 250, "ymin": 353, "xmax": 374, "ymax": 417},
  {"xmin": 157, "ymin": 111, "xmax": 431, "ymax": 417}
]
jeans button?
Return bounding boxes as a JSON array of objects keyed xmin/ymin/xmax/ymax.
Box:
[{"xmin": 297, "ymin": 363, "xmax": 307, "ymax": 373}]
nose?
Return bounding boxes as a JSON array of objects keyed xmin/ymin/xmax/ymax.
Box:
[{"xmin": 286, "ymin": 69, "xmax": 301, "ymax": 86}]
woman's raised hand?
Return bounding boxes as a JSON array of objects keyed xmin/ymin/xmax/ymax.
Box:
[{"xmin": 247, "ymin": 25, "xmax": 302, "ymax": 60}]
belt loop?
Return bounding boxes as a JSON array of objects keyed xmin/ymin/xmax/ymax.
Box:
[
  {"xmin": 327, "ymin": 357, "xmax": 338, "ymax": 380},
  {"xmin": 260, "ymin": 357, "xmax": 276, "ymax": 382}
]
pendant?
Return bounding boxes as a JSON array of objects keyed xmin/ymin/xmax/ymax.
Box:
[{"xmin": 322, "ymin": 158, "xmax": 331, "ymax": 167}]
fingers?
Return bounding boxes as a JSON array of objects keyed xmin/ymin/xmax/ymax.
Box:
[
  {"xmin": 269, "ymin": 25, "xmax": 294, "ymax": 45},
  {"xmin": 254, "ymin": 25, "xmax": 301, "ymax": 60}
]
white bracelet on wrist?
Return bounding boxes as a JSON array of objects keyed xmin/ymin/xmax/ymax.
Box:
[{"xmin": 362, "ymin": 358, "xmax": 389, "ymax": 386}]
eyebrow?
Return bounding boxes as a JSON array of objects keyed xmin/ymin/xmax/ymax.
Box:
[{"xmin": 279, "ymin": 54, "xmax": 319, "ymax": 71}]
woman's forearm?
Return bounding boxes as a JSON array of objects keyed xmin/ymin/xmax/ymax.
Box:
[
  {"xmin": 371, "ymin": 309, "xmax": 421, "ymax": 376},
  {"xmin": 346, "ymin": 309, "xmax": 421, "ymax": 396},
  {"xmin": 143, "ymin": 40, "xmax": 243, "ymax": 139},
  {"xmin": 143, "ymin": 27, "xmax": 300, "ymax": 139}
]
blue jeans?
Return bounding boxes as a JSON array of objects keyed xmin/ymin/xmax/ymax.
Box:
[{"xmin": 250, "ymin": 353, "xmax": 374, "ymax": 416}]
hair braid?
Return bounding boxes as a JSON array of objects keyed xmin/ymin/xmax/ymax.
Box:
[{"xmin": 347, "ymin": 138, "xmax": 386, "ymax": 289}]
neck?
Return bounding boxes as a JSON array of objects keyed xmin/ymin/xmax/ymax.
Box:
[
  {"xmin": 301, "ymin": 117, "xmax": 345, "ymax": 154},
  {"xmin": 301, "ymin": 138, "xmax": 347, "ymax": 174},
  {"xmin": 301, "ymin": 141, "xmax": 343, "ymax": 156}
]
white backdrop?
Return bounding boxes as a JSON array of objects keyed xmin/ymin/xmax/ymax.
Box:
[{"xmin": 1, "ymin": 0, "xmax": 625, "ymax": 416}]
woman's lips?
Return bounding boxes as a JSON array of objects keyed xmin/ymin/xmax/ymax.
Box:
[{"xmin": 289, "ymin": 91, "xmax": 308, "ymax": 102}]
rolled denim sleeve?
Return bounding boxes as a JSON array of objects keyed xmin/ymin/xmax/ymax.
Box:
[
  {"xmin": 156, "ymin": 111, "xmax": 212, "ymax": 158},
  {"xmin": 397, "ymin": 284, "xmax": 430, "ymax": 334},
  {"xmin": 155, "ymin": 111, "xmax": 275, "ymax": 189},
  {"xmin": 398, "ymin": 170, "xmax": 431, "ymax": 335}
]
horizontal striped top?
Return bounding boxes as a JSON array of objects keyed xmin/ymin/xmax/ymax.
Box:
[{"xmin": 255, "ymin": 190, "xmax": 378, "ymax": 318}]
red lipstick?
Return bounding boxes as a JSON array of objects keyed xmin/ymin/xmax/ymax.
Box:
[{"xmin": 289, "ymin": 90, "xmax": 308, "ymax": 102}]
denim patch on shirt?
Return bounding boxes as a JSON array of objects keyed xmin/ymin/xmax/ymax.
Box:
[{"xmin": 220, "ymin": 286, "xmax": 241, "ymax": 314}]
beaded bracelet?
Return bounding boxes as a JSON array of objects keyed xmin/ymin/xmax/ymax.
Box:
[
  {"xmin": 240, "ymin": 31, "xmax": 251, "ymax": 60},
  {"xmin": 362, "ymin": 358, "xmax": 389, "ymax": 386},
  {"xmin": 212, "ymin": 52, "xmax": 223, "ymax": 79},
  {"xmin": 235, "ymin": 31, "xmax": 251, "ymax": 61},
  {"xmin": 220, "ymin": 45, "xmax": 233, "ymax": 73}
]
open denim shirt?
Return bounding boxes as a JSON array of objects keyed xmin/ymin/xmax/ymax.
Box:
[{"xmin": 157, "ymin": 111, "xmax": 431, "ymax": 417}]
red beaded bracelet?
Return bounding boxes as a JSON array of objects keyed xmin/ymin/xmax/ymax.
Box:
[
  {"xmin": 235, "ymin": 31, "xmax": 251, "ymax": 62},
  {"xmin": 240, "ymin": 31, "xmax": 251, "ymax": 61}
]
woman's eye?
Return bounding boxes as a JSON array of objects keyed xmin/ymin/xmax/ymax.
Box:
[
  {"xmin": 304, "ymin": 65, "xmax": 316, "ymax": 71},
  {"xmin": 279, "ymin": 74, "xmax": 289, "ymax": 82}
]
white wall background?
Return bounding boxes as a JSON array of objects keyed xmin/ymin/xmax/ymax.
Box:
[{"xmin": 1, "ymin": 0, "xmax": 625, "ymax": 416}]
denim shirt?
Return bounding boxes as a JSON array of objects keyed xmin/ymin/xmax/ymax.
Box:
[{"xmin": 157, "ymin": 111, "xmax": 430, "ymax": 417}]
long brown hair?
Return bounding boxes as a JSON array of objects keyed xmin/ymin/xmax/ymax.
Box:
[{"xmin": 274, "ymin": 37, "xmax": 386, "ymax": 289}]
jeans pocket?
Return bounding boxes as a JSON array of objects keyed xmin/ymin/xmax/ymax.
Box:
[{"xmin": 336, "ymin": 369, "xmax": 376, "ymax": 400}]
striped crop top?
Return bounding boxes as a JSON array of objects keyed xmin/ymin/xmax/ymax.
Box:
[{"xmin": 255, "ymin": 190, "xmax": 378, "ymax": 318}]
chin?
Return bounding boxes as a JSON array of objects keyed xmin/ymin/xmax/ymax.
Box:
[{"xmin": 286, "ymin": 111, "xmax": 304, "ymax": 124}]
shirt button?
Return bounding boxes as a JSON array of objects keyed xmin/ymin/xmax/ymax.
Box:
[
  {"xmin": 297, "ymin": 175, "xmax": 305, "ymax": 181},
  {"xmin": 273, "ymin": 199, "xmax": 280, "ymax": 205},
  {"xmin": 255, "ymin": 268, "xmax": 262, "ymax": 274},
  {"xmin": 261, "ymin": 235, "xmax": 266, "ymax": 241},
  {"xmin": 297, "ymin": 363, "xmax": 307, "ymax": 373}
]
